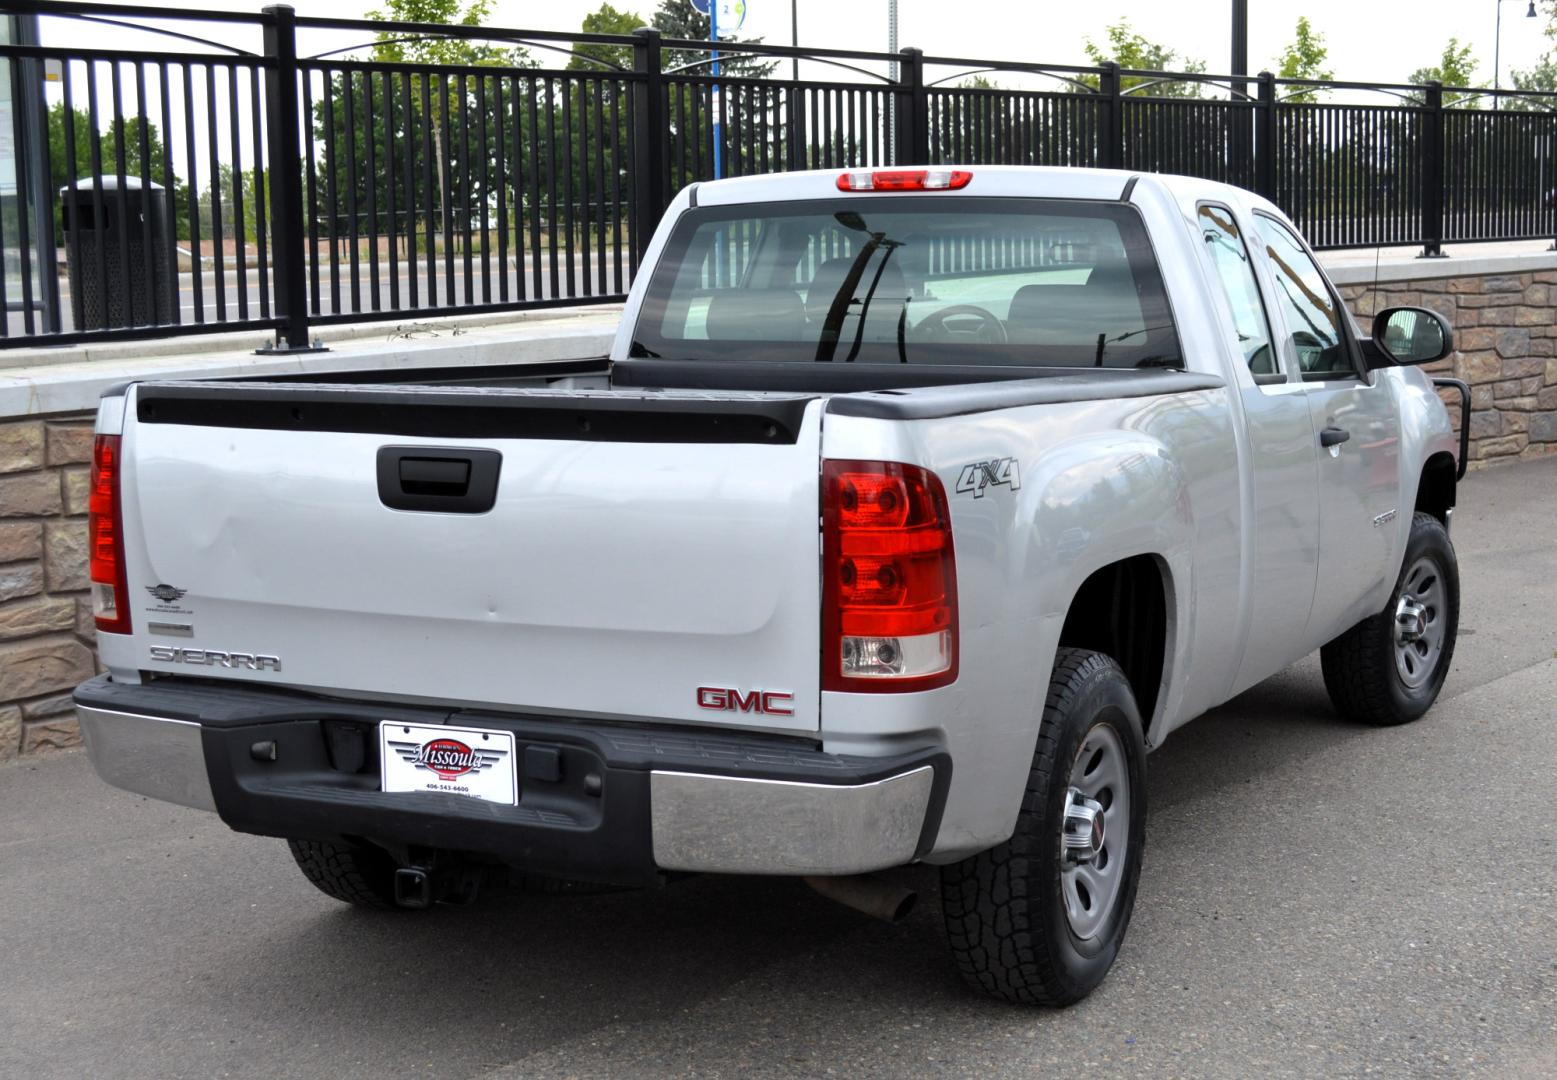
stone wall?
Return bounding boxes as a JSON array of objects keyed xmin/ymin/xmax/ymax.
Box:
[
  {"xmin": 0, "ymin": 412, "xmax": 99, "ymax": 760},
  {"xmin": 1338, "ymin": 270, "xmax": 1557, "ymax": 466}
]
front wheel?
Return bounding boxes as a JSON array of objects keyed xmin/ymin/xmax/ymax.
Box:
[
  {"xmin": 940, "ymin": 648, "xmax": 1147, "ymax": 1006},
  {"xmin": 1321, "ymin": 511, "xmax": 1459, "ymax": 726}
]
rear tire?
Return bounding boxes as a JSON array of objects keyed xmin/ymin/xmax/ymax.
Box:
[
  {"xmin": 940, "ymin": 648, "xmax": 1147, "ymax": 1006},
  {"xmin": 287, "ymin": 839, "xmax": 405, "ymax": 910},
  {"xmin": 1321, "ymin": 511, "xmax": 1459, "ymax": 726}
]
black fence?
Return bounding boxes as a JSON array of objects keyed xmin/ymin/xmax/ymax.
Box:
[{"xmin": 4, "ymin": 0, "xmax": 1557, "ymax": 348}]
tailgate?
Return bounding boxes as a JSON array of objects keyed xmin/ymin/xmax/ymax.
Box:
[{"xmin": 117, "ymin": 383, "xmax": 824, "ymax": 733}]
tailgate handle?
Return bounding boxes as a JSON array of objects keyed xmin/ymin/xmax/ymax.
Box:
[
  {"xmin": 400, "ymin": 457, "xmax": 470, "ymax": 493},
  {"xmin": 377, "ymin": 447, "xmax": 502, "ymax": 513}
]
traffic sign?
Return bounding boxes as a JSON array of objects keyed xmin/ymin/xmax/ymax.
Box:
[{"xmin": 691, "ymin": 0, "xmax": 747, "ymax": 37}]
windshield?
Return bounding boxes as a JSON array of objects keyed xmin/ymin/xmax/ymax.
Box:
[{"xmin": 629, "ymin": 197, "xmax": 1181, "ymax": 369}]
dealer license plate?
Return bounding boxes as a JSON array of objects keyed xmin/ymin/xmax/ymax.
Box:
[{"xmin": 379, "ymin": 722, "xmax": 517, "ymax": 805}]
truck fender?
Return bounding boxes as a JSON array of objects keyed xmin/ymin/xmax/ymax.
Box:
[
  {"xmin": 1012, "ymin": 432, "xmax": 1193, "ymax": 743},
  {"xmin": 1388, "ymin": 369, "xmax": 1460, "ymax": 573}
]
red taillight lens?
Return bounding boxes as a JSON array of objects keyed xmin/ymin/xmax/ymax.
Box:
[
  {"xmin": 89, "ymin": 434, "xmax": 131, "ymax": 634},
  {"xmin": 822, "ymin": 460, "xmax": 957, "ymax": 692},
  {"xmin": 836, "ymin": 168, "xmax": 973, "ymax": 192}
]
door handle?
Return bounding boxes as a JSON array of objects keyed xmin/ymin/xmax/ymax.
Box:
[{"xmin": 1319, "ymin": 426, "xmax": 1351, "ymax": 448}]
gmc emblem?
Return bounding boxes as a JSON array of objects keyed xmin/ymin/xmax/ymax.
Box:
[{"xmin": 696, "ymin": 686, "xmax": 796, "ymax": 717}]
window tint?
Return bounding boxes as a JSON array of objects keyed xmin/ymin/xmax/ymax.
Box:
[
  {"xmin": 1198, "ymin": 205, "xmax": 1276, "ymax": 377},
  {"xmin": 630, "ymin": 198, "xmax": 1182, "ymax": 370},
  {"xmin": 1258, "ymin": 216, "xmax": 1354, "ymax": 378}
]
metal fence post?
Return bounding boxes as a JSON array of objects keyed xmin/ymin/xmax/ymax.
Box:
[
  {"xmin": 1420, "ymin": 81, "xmax": 1446, "ymax": 258},
  {"xmin": 631, "ymin": 28, "xmax": 667, "ymax": 262},
  {"xmin": 894, "ymin": 47, "xmax": 928, "ymax": 165},
  {"xmin": 1255, "ymin": 71, "xmax": 1277, "ymax": 201},
  {"xmin": 785, "ymin": 84, "xmax": 806, "ymax": 171},
  {"xmin": 1099, "ymin": 61, "xmax": 1123, "ymax": 170},
  {"xmin": 259, "ymin": 4, "xmax": 319, "ymax": 351}
]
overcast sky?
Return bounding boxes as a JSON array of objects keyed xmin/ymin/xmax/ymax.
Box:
[{"xmin": 37, "ymin": 0, "xmax": 1557, "ymax": 88}]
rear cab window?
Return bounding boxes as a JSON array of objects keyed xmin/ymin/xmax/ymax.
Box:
[{"xmin": 629, "ymin": 198, "xmax": 1183, "ymax": 371}]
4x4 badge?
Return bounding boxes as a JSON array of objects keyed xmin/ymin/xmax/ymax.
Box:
[{"xmin": 956, "ymin": 458, "xmax": 1020, "ymax": 498}]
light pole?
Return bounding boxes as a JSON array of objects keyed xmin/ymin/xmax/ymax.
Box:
[
  {"xmin": 1231, "ymin": 0, "xmax": 1247, "ymax": 88},
  {"xmin": 792, "ymin": 0, "xmax": 799, "ymax": 82},
  {"xmin": 1494, "ymin": 0, "xmax": 1539, "ymax": 93}
]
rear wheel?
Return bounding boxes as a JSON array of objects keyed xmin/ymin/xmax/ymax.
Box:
[
  {"xmin": 940, "ymin": 648, "xmax": 1147, "ymax": 1006},
  {"xmin": 287, "ymin": 838, "xmax": 405, "ymax": 910},
  {"xmin": 1322, "ymin": 511, "xmax": 1459, "ymax": 726}
]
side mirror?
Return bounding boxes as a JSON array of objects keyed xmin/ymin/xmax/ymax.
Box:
[{"xmin": 1368, "ymin": 306, "xmax": 1453, "ymax": 367}]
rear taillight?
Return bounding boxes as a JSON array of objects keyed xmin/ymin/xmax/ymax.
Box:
[
  {"xmin": 822, "ymin": 460, "xmax": 957, "ymax": 692},
  {"xmin": 89, "ymin": 434, "xmax": 131, "ymax": 634},
  {"xmin": 836, "ymin": 168, "xmax": 973, "ymax": 192}
]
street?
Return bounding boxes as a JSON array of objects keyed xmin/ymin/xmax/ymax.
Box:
[
  {"xmin": 6, "ymin": 257, "xmax": 624, "ymax": 339},
  {"xmin": 1, "ymin": 457, "xmax": 1553, "ymax": 1079}
]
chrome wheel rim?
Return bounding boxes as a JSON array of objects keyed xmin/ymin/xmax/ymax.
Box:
[
  {"xmin": 1060, "ymin": 723, "xmax": 1130, "ymax": 941},
  {"xmin": 1393, "ymin": 555, "xmax": 1447, "ymax": 690}
]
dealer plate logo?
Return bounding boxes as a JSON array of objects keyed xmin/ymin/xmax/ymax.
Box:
[{"xmin": 388, "ymin": 736, "xmax": 508, "ymax": 780}]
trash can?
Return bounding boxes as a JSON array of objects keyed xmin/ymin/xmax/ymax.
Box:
[{"xmin": 61, "ymin": 176, "xmax": 174, "ymax": 330}]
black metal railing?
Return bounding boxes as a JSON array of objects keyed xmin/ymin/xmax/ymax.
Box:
[{"xmin": 4, "ymin": 0, "xmax": 1557, "ymax": 348}]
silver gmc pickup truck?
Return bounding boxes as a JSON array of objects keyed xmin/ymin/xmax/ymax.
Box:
[{"xmin": 75, "ymin": 166, "xmax": 1464, "ymax": 1006}]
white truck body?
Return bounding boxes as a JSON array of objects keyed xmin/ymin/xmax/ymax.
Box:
[{"xmin": 76, "ymin": 166, "xmax": 1460, "ymax": 879}]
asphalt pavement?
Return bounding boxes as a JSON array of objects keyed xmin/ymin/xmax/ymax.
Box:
[{"xmin": 2, "ymin": 457, "xmax": 1554, "ymax": 1080}]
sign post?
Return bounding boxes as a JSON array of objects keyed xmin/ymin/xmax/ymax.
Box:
[{"xmin": 693, "ymin": 1, "xmax": 747, "ymax": 180}]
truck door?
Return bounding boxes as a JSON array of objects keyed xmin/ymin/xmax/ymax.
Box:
[
  {"xmin": 1253, "ymin": 214, "xmax": 1401, "ymax": 646},
  {"xmin": 1195, "ymin": 203, "xmax": 1322, "ymax": 694}
]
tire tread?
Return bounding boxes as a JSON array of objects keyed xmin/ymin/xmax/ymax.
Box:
[
  {"xmin": 1321, "ymin": 512, "xmax": 1457, "ymax": 726},
  {"xmin": 940, "ymin": 647, "xmax": 1128, "ymax": 1006},
  {"xmin": 287, "ymin": 839, "xmax": 402, "ymax": 910}
]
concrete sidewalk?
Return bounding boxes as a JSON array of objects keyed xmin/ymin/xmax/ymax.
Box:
[{"xmin": 0, "ymin": 459, "xmax": 1553, "ymax": 1079}]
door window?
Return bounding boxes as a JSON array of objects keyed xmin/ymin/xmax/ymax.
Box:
[
  {"xmin": 1198, "ymin": 204, "xmax": 1278, "ymax": 378},
  {"xmin": 1258, "ymin": 216, "xmax": 1355, "ymax": 379}
]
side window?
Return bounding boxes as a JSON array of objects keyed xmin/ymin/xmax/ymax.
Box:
[
  {"xmin": 1257, "ymin": 216, "xmax": 1354, "ymax": 379},
  {"xmin": 1198, "ymin": 205, "xmax": 1277, "ymax": 378}
]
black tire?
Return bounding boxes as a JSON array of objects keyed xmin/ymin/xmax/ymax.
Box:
[
  {"xmin": 287, "ymin": 838, "xmax": 405, "ymax": 910},
  {"xmin": 940, "ymin": 648, "xmax": 1148, "ymax": 1006},
  {"xmin": 1321, "ymin": 512, "xmax": 1459, "ymax": 726}
]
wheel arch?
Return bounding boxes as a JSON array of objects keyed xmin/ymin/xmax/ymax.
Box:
[
  {"xmin": 1054, "ymin": 553, "xmax": 1174, "ymax": 743},
  {"xmin": 1413, "ymin": 449, "xmax": 1458, "ymax": 526}
]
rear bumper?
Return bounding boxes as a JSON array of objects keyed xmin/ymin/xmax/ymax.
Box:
[{"xmin": 74, "ymin": 676, "xmax": 947, "ymax": 883}]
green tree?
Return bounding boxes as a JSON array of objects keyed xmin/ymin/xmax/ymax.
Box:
[
  {"xmin": 1075, "ymin": 20, "xmax": 1207, "ymax": 97},
  {"xmin": 366, "ymin": 0, "xmax": 516, "ymax": 67},
  {"xmin": 570, "ymin": 3, "xmax": 644, "ymax": 72},
  {"xmin": 1508, "ymin": 53, "xmax": 1557, "ymax": 108},
  {"xmin": 366, "ymin": 0, "xmax": 531, "ymax": 235},
  {"xmin": 1275, "ymin": 16, "xmax": 1332, "ymax": 103},
  {"xmin": 1409, "ymin": 39, "xmax": 1480, "ymax": 107},
  {"xmin": 47, "ymin": 103, "xmax": 94, "ymax": 187}
]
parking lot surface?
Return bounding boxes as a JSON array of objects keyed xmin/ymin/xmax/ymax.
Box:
[{"xmin": 2, "ymin": 458, "xmax": 1554, "ymax": 1080}]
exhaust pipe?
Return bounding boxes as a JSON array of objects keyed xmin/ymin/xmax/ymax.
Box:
[{"xmin": 804, "ymin": 874, "xmax": 917, "ymax": 923}]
